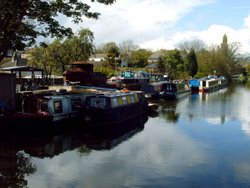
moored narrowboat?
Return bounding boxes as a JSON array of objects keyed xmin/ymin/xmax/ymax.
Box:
[
  {"xmin": 199, "ymin": 76, "xmax": 220, "ymax": 93},
  {"xmin": 81, "ymin": 90, "xmax": 149, "ymax": 125},
  {"xmin": 189, "ymin": 79, "xmax": 200, "ymax": 94},
  {"xmin": 114, "ymin": 70, "xmax": 150, "ymax": 90},
  {"xmin": 12, "ymin": 90, "xmax": 88, "ymax": 126},
  {"xmin": 218, "ymin": 76, "xmax": 228, "ymax": 89},
  {"xmin": 153, "ymin": 81, "xmax": 190, "ymax": 100}
]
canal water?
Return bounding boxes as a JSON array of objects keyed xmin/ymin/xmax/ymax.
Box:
[{"xmin": 1, "ymin": 84, "xmax": 250, "ymax": 188}]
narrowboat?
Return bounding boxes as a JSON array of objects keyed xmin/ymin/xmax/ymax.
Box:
[
  {"xmin": 141, "ymin": 84, "xmax": 159, "ymax": 100},
  {"xmin": 81, "ymin": 90, "xmax": 149, "ymax": 125},
  {"xmin": 152, "ymin": 81, "xmax": 190, "ymax": 100},
  {"xmin": 114, "ymin": 70, "xmax": 150, "ymax": 90},
  {"xmin": 12, "ymin": 89, "xmax": 88, "ymax": 126},
  {"xmin": 189, "ymin": 79, "xmax": 200, "ymax": 94},
  {"xmin": 218, "ymin": 76, "xmax": 228, "ymax": 89},
  {"xmin": 199, "ymin": 76, "xmax": 220, "ymax": 93}
]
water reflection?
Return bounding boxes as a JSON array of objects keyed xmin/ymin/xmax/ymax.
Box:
[
  {"xmin": 178, "ymin": 88, "xmax": 234, "ymax": 125},
  {"xmin": 157, "ymin": 84, "xmax": 250, "ymax": 136},
  {"xmin": 230, "ymin": 85, "xmax": 250, "ymax": 136},
  {"xmin": 153, "ymin": 85, "xmax": 250, "ymax": 144},
  {"xmin": 158, "ymin": 100, "xmax": 180, "ymax": 123},
  {"xmin": 2, "ymin": 85, "xmax": 250, "ymax": 187},
  {"xmin": 0, "ymin": 138, "xmax": 37, "ymax": 187},
  {"xmin": 0, "ymin": 114, "xmax": 148, "ymax": 187}
]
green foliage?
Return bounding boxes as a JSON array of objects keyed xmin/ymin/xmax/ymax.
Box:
[
  {"xmin": 195, "ymin": 34, "xmax": 243, "ymax": 80},
  {"xmin": 186, "ymin": 49, "xmax": 198, "ymax": 78},
  {"xmin": 0, "ymin": 0, "xmax": 116, "ymax": 61},
  {"xmin": 64, "ymin": 28, "xmax": 95, "ymax": 62},
  {"xmin": 103, "ymin": 42, "xmax": 120, "ymax": 69},
  {"xmin": 94, "ymin": 66, "xmax": 118, "ymax": 78},
  {"xmin": 28, "ymin": 28, "xmax": 95, "ymax": 78},
  {"xmin": 246, "ymin": 64, "xmax": 250, "ymax": 74},
  {"xmin": 28, "ymin": 45, "xmax": 51, "ymax": 78},
  {"xmin": 130, "ymin": 49, "xmax": 152, "ymax": 68},
  {"xmin": 119, "ymin": 40, "xmax": 139, "ymax": 67},
  {"xmin": 162, "ymin": 49, "xmax": 185, "ymax": 79},
  {"xmin": 157, "ymin": 56, "xmax": 166, "ymax": 74}
]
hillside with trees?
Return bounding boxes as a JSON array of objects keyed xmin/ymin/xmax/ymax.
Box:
[{"xmin": 26, "ymin": 34, "xmax": 248, "ymax": 82}]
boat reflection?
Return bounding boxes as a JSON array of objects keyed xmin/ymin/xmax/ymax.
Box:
[
  {"xmin": 186, "ymin": 87, "xmax": 232, "ymax": 125},
  {"xmin": 158, "ymin": 100, "xmax": 180, "ymax": 123},
  {"xmin": 0, "ymin": 114, "xmax": 148, "ymax": 187},
  {"xmin": 157, "ymin": 87, "xmax": 232, "ymax": 125}
]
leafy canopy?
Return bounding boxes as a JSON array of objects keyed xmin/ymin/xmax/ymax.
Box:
[
  {"xmin": 0, "ymin": 0, "xmax": 116, "ymax": 60},
  {"xmin": 28, "ymin": 28, "xmax": 95, "ymax": 78}
]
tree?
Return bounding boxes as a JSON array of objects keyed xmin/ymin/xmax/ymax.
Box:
[
  {"xmin": 0, "ymin": 0, "xmax": 116, "ymax": 61},
  {"xmin": 163, "ymin": 49, "xmax": 184, "ymax": 79},
  {"xmin": 157, "ymin": 56, "xmax": 166, "ymax": 74},
  {"xmin": 217, "ymin": 34, "xmax": 243, "ymax": 78},
  {"xmin": 28, "ymin": 45, "xmax": 56, "ymax": 80},
  {"xmin": 178, "ymin": 39, "xmax": 206, "ymax": 53},
  {"xmin": 64, "ymin": 28, "xmax": 95, "ymax": 62},
  {"xmin": 29, "ymin": 28, "xmax": 95, "ymax": 76},
  {"xmin": 130, "ymin": 49, "xmax": 152, "ymax": 68},
  {"xmin": 119, "ymin": 40, "xmax": 139, "ymax": 67},
  {"xmin": 186, "ymin": 49, "xmax": 198, "ymax": 78},
  {"xmin": 103, "ymin": 42, "xmax": 120, "ymax": 69}
]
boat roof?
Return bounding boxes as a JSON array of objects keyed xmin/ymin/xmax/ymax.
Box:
[
  {"xmin": 86, "ymin": 90, "xmax": 142, "ymax": 98},
  {"xmin": 1, "ymin": 66, "xmax": 43, "ymax": 72}
]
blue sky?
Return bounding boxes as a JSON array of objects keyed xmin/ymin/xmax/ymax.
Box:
[
  {"xmin": 179, "ymin": 1, "xmax": 250, "ymax": 29},
  {"xmin": 62, "ymin": 0, "xmax": 250, "ymax": 54}
]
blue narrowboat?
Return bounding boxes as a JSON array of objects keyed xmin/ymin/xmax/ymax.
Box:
[{"xmin": 189, "ymin": 79, "xmax": 200, "ymax": 94}]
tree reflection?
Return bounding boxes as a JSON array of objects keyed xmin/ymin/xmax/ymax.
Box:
[
  {"xmin": 77, "ymin": 145, "xmax": 91, "ymax": 156},
  {"xmin": 0, "ymin": 151, "xmax": 36, "ymax": 188},
  {"xmin": 158, "ymin": 100, "xmax": 180, "ymax": 123}
]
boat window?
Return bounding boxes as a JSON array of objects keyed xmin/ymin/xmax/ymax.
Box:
[
  {"xmin": 40, "ymin": 100, "xmax": 48, "ymax": 112},
  {"xmin": 162, "ymin": 84, "xmax": 168, "ymax": 90},
  {"xmin": 54, "ymin": 101, "xmax": 63, "ymax": 114},
  {"xmin": 122, "ymin": 96, "xmax": 128, "ymax": 105},
  {"xmin": 130, "ymin": 95, "xmax": 135, "ymax": 103},
  {"xmin": 111, "ymin": 97, "xmax": 119, "ymax": 107},
  {"xmin": 118, "ymin": 97, "xmax": 123, "ymax": 106},
  {"xmin": 89, "ymin": 98, "xmax": 106, "ymax": 109},
  {"xmin": 126, "ymin": 96, "xmax": 131, "ymax": 104},
  {"xmin": 71, "ymin": 98, "xmax": 82, "ymax": 111},
  {"xmin": 134, "ymin": 94, "xmax": 139, "ymax": 102}
]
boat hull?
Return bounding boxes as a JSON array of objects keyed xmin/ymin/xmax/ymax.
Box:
[
  {"xmin": 160, "ymin": 90, "xmax": 190, "ymax": 100},
  {"xmin": 154, "ymin": 81, "xmax": 190, "ymax": 101},
  {"xmin": 82, "ymin": 102, "xmax": 147, "ymax": 126}
]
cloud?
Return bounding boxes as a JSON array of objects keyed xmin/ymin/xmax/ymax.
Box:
[
  {"xmin": 141, "ymin": 24, "xmax": 250, "ymax": 53},
  {"xmin": 66, "ymin": 0, "xmax": 212, "ymax": 43},
  {"xmin": 244, "ymin": 15, "xmax": 250, "ymax": 28},
  {"xmin": 63, "ymin": 0, "xmax": 250, "ymax": 53}
]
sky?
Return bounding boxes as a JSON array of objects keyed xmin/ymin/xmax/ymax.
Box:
[{"xmin": 62, "ymin": 0, "xmax": 250, "ymax": 54}]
